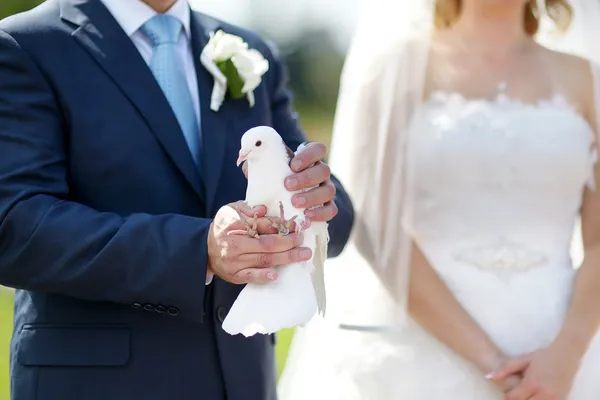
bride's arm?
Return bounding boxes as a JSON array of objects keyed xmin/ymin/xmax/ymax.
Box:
[
  {"xmin": 408, "ymin": 243, "xmax": 509, "ymax": 376},
  {"xmin": 554, "ymin": 182, "xmax": 600, "ymax": 358},
  {"xmin": 491, "ymin": 61, "xmax": 600, "ymax": 400},
  {"xmin": 550, "ymin": 66, "xmax": 600, "ymax": 362}
]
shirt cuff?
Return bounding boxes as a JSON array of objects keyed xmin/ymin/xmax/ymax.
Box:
[{"xmin": 206, "ymin": 271, "xmax": 214, "ymax": 285}]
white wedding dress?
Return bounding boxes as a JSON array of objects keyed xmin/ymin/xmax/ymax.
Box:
[{"xmin": 279, "ymin": 91, "xmax": 600, "ymax": 399}]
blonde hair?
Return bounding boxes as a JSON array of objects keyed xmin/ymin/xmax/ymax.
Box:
[{"xmin": 435, "ymin": 0, "xmax": 573, "ymax": 35}]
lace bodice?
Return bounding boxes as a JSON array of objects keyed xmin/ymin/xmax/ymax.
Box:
[{"xmin": 410, "ymin": 92, "xmax": 597, "ymax": 272}]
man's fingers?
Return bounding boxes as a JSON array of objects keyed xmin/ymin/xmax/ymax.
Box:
[
  {"xmin": 252, "ymin": 233, "xmax": 304, "ymax": 253},
  {"xmin": 231, "ymin": 201, "xmax": 266, "ymax": 218},
  {"xmin": 289, "ymin": 142, "xmax": 327, "ymax": 172},
  {"xmin": 229, "ymin": 216, "xmax": 297, "ymax": 236},
  {"xmin": 228, "ymin": 233, "xmax": 303, "ymax": 255},
  {"xmin": 285, "ymin": 162, "xmax": 330, "ymax": 191},
  {"xmin": 231, "ymin": 246, "xmax": 315, "ymax": 282},
  {"xmin": 304, "ymin": 202, "xmax": 338, "ymax": 222},
  {"xmin": 232, "ymin": 267, "xmax": 279, "ymax": 284},
  {"xmin": 238, "ymin": 246, "xmax": 313, "ymax": 269},
  {"xmin": 292, "ymin": 181, "xmax": 336, "ymax": 209}
]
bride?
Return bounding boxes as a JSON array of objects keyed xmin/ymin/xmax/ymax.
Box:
[{"xmin": 278, "ymin": 0, "xmax": 600, "ymax": 399}]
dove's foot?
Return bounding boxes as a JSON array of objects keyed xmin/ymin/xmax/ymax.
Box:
[
  {"xmin": 234, "ymin": 208, "xmax": 260, "ymax": 239},
  {"xmin": 294, "ymin": 215, "xmax": 311, "ymax": 234},
  {"xmin": 268, "ymin": 202, "xmax": 297, "ymax": 236}
]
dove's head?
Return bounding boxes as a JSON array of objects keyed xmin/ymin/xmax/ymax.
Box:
[{"xmin": 237, "ymin": 126, "xmax": 286, "ymax": 167}]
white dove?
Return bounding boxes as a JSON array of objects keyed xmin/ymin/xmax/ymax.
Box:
[{"xmin": 221, "ymin": 126, "xmax": 329, "ymax": 337}]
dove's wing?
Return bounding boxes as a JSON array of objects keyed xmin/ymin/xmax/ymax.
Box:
[
  {"xmin": 311, "ymin": 221, "xmax": 329, "ymax": 316},
  {"xmin": 296, "ymin": 142, "xmax": 329, "ymax": 315}
]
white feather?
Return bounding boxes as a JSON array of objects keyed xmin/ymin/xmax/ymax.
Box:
[
  {"xmin": 222, "ymin": 127, "xmax": 329, "ymax": 337},
  {"xmin": 294, "ymin": 142, "xmax": 328, "ymax": 316}
]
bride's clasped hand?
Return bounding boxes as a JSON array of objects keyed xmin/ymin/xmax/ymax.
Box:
[{"xmin": 490, "ymin": 342, "xmax": 583, "ymax": 400}]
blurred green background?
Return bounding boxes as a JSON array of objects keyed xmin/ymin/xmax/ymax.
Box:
[
  {"xmin": 0, "ymin": 0, "xmax": 345, "ymax": 399},
  {"xmin": 0, "ymin": 290, "xmax": 12, "ymax": 400}
]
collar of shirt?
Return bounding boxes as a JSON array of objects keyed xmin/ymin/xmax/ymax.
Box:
[{"xmin": 99, "ymin": 0, "xmax": 192, "ymax": 40}]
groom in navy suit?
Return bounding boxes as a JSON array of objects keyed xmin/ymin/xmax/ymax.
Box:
[{"xmin": 0, "ymin": 0, "xmax": 354, "ymax": 399}]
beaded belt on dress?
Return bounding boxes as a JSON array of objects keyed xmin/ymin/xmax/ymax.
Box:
[{"xmin": 452, "ymin": 240, "xmax": 548, "ymax": 271}]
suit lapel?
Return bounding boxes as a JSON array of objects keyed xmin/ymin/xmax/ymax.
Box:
[
  {"xmin": 59, "ymin": 0, "xmax": 205, "ymax": 202},
  {"xmin": 189, "ymin": 12, "xmax": 233, "ymax": 214}
]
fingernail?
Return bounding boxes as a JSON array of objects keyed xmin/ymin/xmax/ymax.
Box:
[
  {"xmin": 300, "ymin": 249, "xmax": 312, "ymax": 259},
  {"xmin": 484, "ymin": 372, "xmax": 496, "ymax": 380},
  {"xmin": 293, "ymin": 233, "xmax": 304, "ymax": 245},
  {"xmin": 302, "ymin": 217, "xmax": 312, "ymax": 228},
  {"xmin": 292, "ymin": 160, "xmax": 302, "ymax": 171},
  {"xmin": 267, "ymin": 272, "xmax": 277, "ymax": 281},
  {"xmin": 295, "ymin": 196, "xmax": 306, "ymax": 206},
  {"xmin": 287, "ymin": 178, "xmax": 298, "ymax": 190},
  {"xmin": 252, "ymin": 206, "xmax": 264, "ymax": 214}
]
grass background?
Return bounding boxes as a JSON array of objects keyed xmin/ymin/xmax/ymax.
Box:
[
  {"xmin": 0, "ymin": 290, "xmax": 13, "ymax": 400},
  {"xmin": 0, "ymin": 107, "xmax": 333, "ymax": 400}
]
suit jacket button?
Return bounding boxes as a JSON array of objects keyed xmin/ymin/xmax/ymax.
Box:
[
  {"xmin": 167, "ymin": 307, "xmax": 179, "ymax": 316},
  {"xmin": 216, "ymin": 306, "xmax": 228, "ymax": 323},
  {"xmin": 155, "ymin": 305, "xmax": 167, "ymax": 314},
  {"xmin": 143, "ymin": 304, "xmax": 155, "ymax": 312},
  {"xmin": 132, "ymin": 302, "xmax": 142, "ymax": 309}
]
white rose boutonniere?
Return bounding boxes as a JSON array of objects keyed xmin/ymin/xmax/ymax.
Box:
[{"xmin": 200, "ymin": 30, "xmax": 270, "ymax": 112}]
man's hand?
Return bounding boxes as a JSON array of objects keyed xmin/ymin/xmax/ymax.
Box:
[
  {"xmin": 285, "ymin": 142, "xmax": 338, "ymax": 223},
  {"xmin": 207, "ymin": 201, "xmax": 312, "ymax": 284}
]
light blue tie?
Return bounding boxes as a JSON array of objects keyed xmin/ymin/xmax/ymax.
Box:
[{"xmin": 140, "ymin": 15, "xmax": 202, "ymax": 167}]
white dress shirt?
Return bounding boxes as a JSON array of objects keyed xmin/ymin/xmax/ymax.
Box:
[
  {"xmin": 99, "ymin": 0, "xmax": 201, "ymax": 125},
  {"xmin": 100, "ymin": 0, "xmax": 213, "ymax": 284}
]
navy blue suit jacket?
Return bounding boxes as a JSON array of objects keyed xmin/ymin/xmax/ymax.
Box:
[{"xmin": 0, "ymin": 0, "xmax": 354, "ymax": 399}]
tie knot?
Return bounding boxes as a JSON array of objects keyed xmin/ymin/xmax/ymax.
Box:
[{"xmin": 140, "ymin": 14, "xmax": 182, "ymax": 46}]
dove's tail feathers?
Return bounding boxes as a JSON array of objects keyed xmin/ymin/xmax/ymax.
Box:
[{"xmin": 222, "ymin": 264, "xmax": 318, "ymax": 337}]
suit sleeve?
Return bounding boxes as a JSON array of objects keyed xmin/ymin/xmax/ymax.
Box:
[
  {"xmin": 0, "ymin": 30, "xmax": 209, "ymax": 322},
  {"xmin": 262, "ymin": 40, "xmax": 354, "ymax": 257}
]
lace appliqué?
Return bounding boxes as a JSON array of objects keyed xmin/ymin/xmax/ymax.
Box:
[
  {"xmin": 426, "ymin": 90, "xmax": 598, "ymax": 192},
  {"xmin": 427, "ymin": 91, "xmax": 578, "ymax": 112}
]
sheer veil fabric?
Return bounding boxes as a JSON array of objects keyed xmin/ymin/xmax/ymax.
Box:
[{"xmin": 318, "ymin": 0, "xmax": 434, "ymax": 331}]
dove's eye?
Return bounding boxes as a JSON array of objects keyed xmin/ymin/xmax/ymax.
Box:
[{"xmin": 255, "ymin": 140, "xmax": 262, "ymax": 147}]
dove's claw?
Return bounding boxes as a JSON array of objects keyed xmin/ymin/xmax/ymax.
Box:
[
  {"xmin": 295, "ymin": 216, "xmax": 311, "ymax": 234},
  {"xmin": 278, "ymin": 202, "xmax": 286, "ymax": 221},
  {"xmin": 268, "ymin": 202, "xmax": 297, "ymax": 236},
  {"xmin": 268, "ymin": 216, "xmax": 296, "ymax": 236},
  {"xmin": 234, "ymin": 208, "xmax": 260, "ymax": 239}
]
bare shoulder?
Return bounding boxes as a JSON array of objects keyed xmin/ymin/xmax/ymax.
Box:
[
  {"xmin": 541, "ymin": 46, "xmax": 592, "ymax": 79},
  {"xmin": 538, "ymin": 45, "xmax": 594, "ymax": 113}
]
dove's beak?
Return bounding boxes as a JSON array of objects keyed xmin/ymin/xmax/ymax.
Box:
[{"xmin": 236, "ymin": 149, "xmax": 250, "ymax": 167}]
